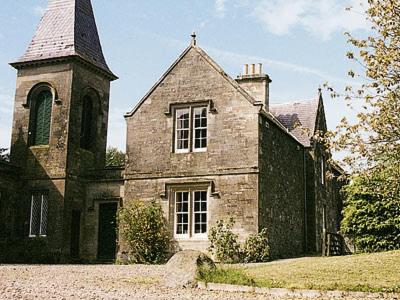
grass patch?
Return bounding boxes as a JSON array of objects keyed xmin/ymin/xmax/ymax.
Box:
[
  {"xmin": 197, "ymin": 267, "xmax": 256, "ymax": 286},
  {"xmin": 198, "ymin": 250, "xmax": 400, "ymax": 293}
]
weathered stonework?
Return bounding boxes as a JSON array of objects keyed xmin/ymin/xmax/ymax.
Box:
[{"xmin": 1, "ymin": 0, "xmax": 344, "ymax": 262}]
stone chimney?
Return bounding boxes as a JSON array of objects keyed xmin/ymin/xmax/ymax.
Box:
[{"xmin": 236, "ymin": 63, "xmax": 272, "ymax": 110}]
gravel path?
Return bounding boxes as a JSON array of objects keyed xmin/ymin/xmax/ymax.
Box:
[{"xmin": 0, "ymin": 265, "xmax": 392, "ymax": 300}]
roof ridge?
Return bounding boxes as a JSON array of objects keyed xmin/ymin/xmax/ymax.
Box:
[
  {"xmin": 125, "ymin": 44, "xmax": 258, "ymax": 118},
  {"xmin": 270, "ymin": 98, "xmax": 318, "ymax": 106}
]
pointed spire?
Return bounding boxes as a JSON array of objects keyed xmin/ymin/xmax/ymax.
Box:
[{"xmin": 12, "ymin": 0, "xmax": 116, "ymax": 79}]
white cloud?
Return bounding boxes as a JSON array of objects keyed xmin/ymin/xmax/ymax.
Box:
[
  {"xmin": 218, "ymin": 0, "xmax": 369, "ymax": 40},
  {"xmin": 215, "ymin": 0, "xmax": 227, "ymax": 17}
]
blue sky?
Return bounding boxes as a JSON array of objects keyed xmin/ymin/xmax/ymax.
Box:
[{"xmin": 0, "ymin": 0, "xmax": 368, "ymax": 151}]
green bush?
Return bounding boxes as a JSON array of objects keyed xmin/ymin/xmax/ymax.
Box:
[
  {"xmin": 243, "ymin": 228, "xmax": 270, "ymax": 263},
  {"xmin": 208, "ymin": 218, "xmax": 242, "ymax": 263},
  {"xmin": 208, "ymin": 218, "xmax": 270, "ymax": 263},
  {"xmin": 341, "ymin": 173, "xmax": 400, "ymax": 253},
  {"xmin": 118, "ymin": 200, "xmax": 170, "ymax": 264}
]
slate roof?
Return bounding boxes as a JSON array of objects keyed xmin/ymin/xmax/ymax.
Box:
[
  {"xmin": 270, "ymin": 99, "xmax": 320, "ymax": 147},
  {"xmin": 12, "ymin": 0, "xmax": 115, "ymax": 78}
]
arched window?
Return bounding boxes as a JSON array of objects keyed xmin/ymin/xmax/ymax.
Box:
[
  {"xmin": 30, "ymin": 89, "xmax": 53, "ymax": 146},
  {"xmin": 80, "ymin": 95, "xmax": 93, "ymax": 150}
]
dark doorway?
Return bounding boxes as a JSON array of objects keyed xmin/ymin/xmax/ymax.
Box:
[
  {"xmin": 70, "ymin": 210, "xmax": 81, "ymax": 259},
  {"xmin": 97, "ymin": 202, "xmax": 118, "ymax": 260}
]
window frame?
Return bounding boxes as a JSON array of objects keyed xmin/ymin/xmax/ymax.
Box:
[
  {"xmin": 28, "ymin": 87, "xmax": 54, "ymax": 147},
  {"xmin": 29, "ymin": 191, "xmax": 49, "ymax": 238},
  {"xmin": 192, "ymin": 107, "xmax": 208, "ymax": 153},
  {"xmin": 174, "ymin": 107, "xmax": 191, "ymax": 154},
  {"xmin": 173, "ymin": 186, "xmax": 209, "ymax": 240},
  {"xmin": 173, "ymin": 105, "xmax": 208, "ymax": 153}
]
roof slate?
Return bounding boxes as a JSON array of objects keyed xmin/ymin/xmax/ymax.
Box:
[
  {"xmin": 13, "ymin": 0, "xmax": 115, "ymax": 77},
  {"xmin": 270, "ymin": 99, "xmax": 319, "ymax": 147}
]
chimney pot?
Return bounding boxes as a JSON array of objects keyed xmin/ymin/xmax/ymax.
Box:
[
  {"xmin": 258, "ymin": 63, "xmax": 263, "ymax": 74},
  {"xmin": 244, "ymin": 64, "xmax": 249, "ymax": 75},
  {"xmin": 251, "ymin": 64, "xmax": 256, "ymax": 75}
]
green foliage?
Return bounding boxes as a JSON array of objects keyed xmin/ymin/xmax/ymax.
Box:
[
  {"xmin": 208, "ymin": 218, "xmax": 270, "ymax": 263},
  {"xmin": 0, "ymin": 238, "xmax": 61, "ymax": 263},
  {"xmin": 0, "ymin": 148, "xmax": 9, "ymax": 162},
  {"xmin": 208, "ymin": 218, "xmax": 241, "ymax": 263},
  {"xmin": 105, "ymin": 147, "xmax": 125, "ymax": 167},
  {"xmin": 197, "ymin": 267, "xmax": 256, "ymax": 287},
  {"xmin": 341, "ymin": 172, "xmax": 400, "ymax": 253},
  {"xmin": 242, "ymin": 228, "xmax": 270, "ymax": 263},
  {"xmin": 325, "ymin": 0, "xmax": 400, "ymax": 184},
  {"xmin": 118, "ymin": 200, "xmax": 170, "ymax": 264}
]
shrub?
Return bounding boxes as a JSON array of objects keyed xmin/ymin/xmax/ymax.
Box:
[
  {"xmin": 242, "ymin": 228, "xmax": 270, "ymax": 263},
  {"xmin": 208, "ymin": 218, "xmax": 241, "ymax": 263},
  {"xmin": 341, "ymin": 173, "xmax": 400, "ymax": 253},
  {"xmin": 118, "ymin": 200, "xmax": 170, "ymax": 264},
  {"xmin": 208, "ymin": 218, "xmax": 271, "ymax": 263}
]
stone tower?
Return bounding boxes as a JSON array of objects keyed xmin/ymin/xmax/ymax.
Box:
[{"xmin": 9, "ymin": 0, "xmax": 117, "ymax": 260}]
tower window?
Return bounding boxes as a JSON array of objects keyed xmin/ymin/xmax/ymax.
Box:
[
  {"xmin": 80, "ymin": 95, "xmax": 94, "ymax": 150},
  {"xmin": 29, "ymin": 191, "xmax": 48, "ymax": 237},
  {"xmin": 30, "ymin": 90, "xmax": 52, "ymax": 146}
]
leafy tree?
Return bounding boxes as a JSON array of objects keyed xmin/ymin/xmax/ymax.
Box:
[
  {"xmin": 0, "ymin": 148, "xmax": 9, "ymax": 162},
  {"xmin": 325, "ymin": 0, "xmax": 400, "ymax": 252},
  {"xmin": 105, "ymin": 147, "xmax": 125, "ymax": 167},
  {"xmin": 327, "ymin": 0, "xmax": 400, "ymax": 186},
  {"xmin": 118, "ymin": 200, "xmax": 170, "ymax": 264},
  {"xmin": 341, "ymin": 171, "xmax": 400, "ymax": 252}
]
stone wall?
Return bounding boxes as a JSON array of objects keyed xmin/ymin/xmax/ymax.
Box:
[
  {"xmin": 124, "ymin": 174, "xmax": 258, "ymax": 252},
  {"xmin": 81, "ymin": 167, "xmax": 124, "ymax": 260},
  {"xmin": 0, "ymin": 162, "xmax": 20, "ymax": 240},
  {"xmin": 124, "ymin": 47, "xmax": 261, "ymax": 252},
  {"xmin": 258, "ymin": 116, "xmax": 306, "ymax": 258}
]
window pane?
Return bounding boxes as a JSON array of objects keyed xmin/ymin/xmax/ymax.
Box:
[
  {"xmin": 176, "ymin": 109, "xmax": 190, "ymax": 151},
  {"xmin": 193, "ymin": 107, "xmax": 207, "ymax": 150},
  {"xmin": 30, "ymin": 194, "xmax": 41, "ymax": 236},
  {"xmin": 40, "ymin": 194, "xmax": 48, "ymax": 236},
  {"xmin": 175, "ymin": 191, "xmax": 189, "ymax": 235},
  {"xmin": 193, "ymin": 191, "xmax": 207, "ymax": 234}
]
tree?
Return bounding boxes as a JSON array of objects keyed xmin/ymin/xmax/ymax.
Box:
[
  {"xmin": 326, "ymin": 0, "xmax": 400, "ymax": 252},
  {"xmin": 0, "ymin": 148, "xmax": 9, "ymax": 162},
  {"xmin": 341, "ymin": 171, "xmax": 400, "ymax": 252},
  {"xmin": 105, "ymin": 147, "xmax": 125, "ymax": 167}
]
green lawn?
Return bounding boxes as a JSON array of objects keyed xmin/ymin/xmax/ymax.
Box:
[{"xmin": 198, "ymin": 250, "xmax": 400, "ymax": 293}]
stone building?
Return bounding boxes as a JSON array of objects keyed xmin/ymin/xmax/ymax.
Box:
[{"xmin": 0, "ymin": 0, "xmax": 343, "ymax": 262}]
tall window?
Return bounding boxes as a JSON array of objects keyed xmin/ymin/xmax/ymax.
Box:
[
  {"xmin": 174, "ymin": 189, "xmax": 208, "ymax": 238},
  {"xmin": 175, "ymin": 106, "xmax": 207, "ymax": 153},
  {"xmin": 29, "ymin": 192, "xmax": 48, "ymax": 237},
  {"xmin": 80, "ymin": 95, "xmax": 93, "ymax": 150},
  {"xmin": 30, "ymin": 90, "xmax": 52, "ymax": 146},
  {"xmin": 321, "ymin": 158, "xmax": 325, "ymax": 185}
]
